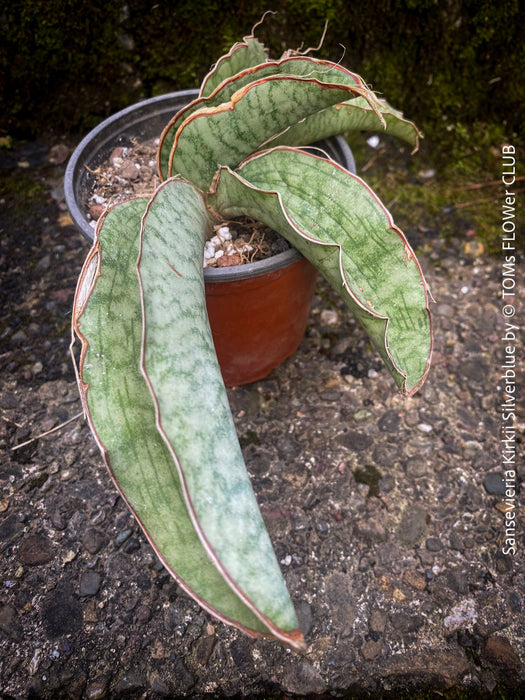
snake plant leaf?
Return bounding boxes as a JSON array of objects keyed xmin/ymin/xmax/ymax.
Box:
[
  {"xmin": 199, "ymin": 35, "xmax": 269, "ymax": 98},
  {"xmin": 159, "ymin": 56, "xmax": 380, "ymax": 180},
  {"xmin": 137, "ymin": 178, "xmax": 303, "ymax": 647},
  {"xmin": 266, "ymin": 96, "xmax": 421, "ymax": 152},
  {"xmin": 209, "ymin": 148, "xmax": 432, "ymax": 396},
  {"xmin": 167, "ymin": 61, "xmax": 382, "ymax": 189},
  {"xmin": 159, "ymin": 41, "xmax": 270, "ymax": 177},
  {"xmin": 71, "ymin": 198, "xmax": 302, "ymax": 647}
]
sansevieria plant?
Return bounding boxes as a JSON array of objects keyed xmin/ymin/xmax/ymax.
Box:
[{"xmin": 71, "ymin": 28, "xmax": 432, "ymax": 649}]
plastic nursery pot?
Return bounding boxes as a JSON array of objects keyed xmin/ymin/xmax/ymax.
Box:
[{"xmin": 65, "ymin": 90, "xmax": 356, "ymax": 386}]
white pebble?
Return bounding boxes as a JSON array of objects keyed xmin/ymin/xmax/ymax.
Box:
[
  {"xmin": 217, "ymin": 226, "xmax": 231, "ymax": 240},
  {"xmin": 320, "ymin": 309, "xmax": 338, "ymax": 325},
  {"xmin": 367, "ymin": 135, "xmax": 380, "ymax": 149},
  {"xmin": 417, "ymin": 423, "xmax": 433, "ymax": 433},
  {"xmin": 215, "ymin": 250, "xmax": 224, "ymax": 259}
]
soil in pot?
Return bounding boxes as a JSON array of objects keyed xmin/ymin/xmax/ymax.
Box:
[{"xmin": 84, "ymin": 139, "xmax": 293, "ymax": 269}]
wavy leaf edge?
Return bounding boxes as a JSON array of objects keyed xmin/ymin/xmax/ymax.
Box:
[
  {"xmin": 159, "ymin": 55, "xmax": 381, "ymax": 178},
  {"xmin": 199, "ymin": 34, "xmax": 269, "ymax": 98},
  {"xmin": 165, "ymin": 61, "xmax": 384, "ymax": 182},
  {"xmin": 209, "ymin": 147, "xmax": 433, "ymax": 397}
]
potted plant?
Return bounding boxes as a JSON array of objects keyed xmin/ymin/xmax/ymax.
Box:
[{"xmin": 69, "ymin": 27, "xmax": 432, "ymax": 650}]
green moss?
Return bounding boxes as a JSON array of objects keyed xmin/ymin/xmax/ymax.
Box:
[
  {"xmin": 346, "ymin": 130, "xmax": 524, "ymax": 256},
  {"xmin": 1, "ymin": 0, "xmax": 523, "ymax": 157},
  {"xmin": 0, "ymin": 1, "xmax": 130, "ymax": 132},
  {"xmin": 354, "ymin": 464, "xmax": 382, "ymax": 497},
  {"xmin": 366, "ymin": 170, "xmax": 500, "ymax": 256},
  {"xmin": 0, "ymin": 171, "xmax": 47, "ymax": 216}
]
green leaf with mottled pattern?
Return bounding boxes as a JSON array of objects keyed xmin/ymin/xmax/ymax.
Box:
[
  {"xmin": 199, "ymin": 35, "xmax": 269, "ymax": 98},
  {"xmin": 72, "ymin": 196, "xmax": 303, "ymax": 648},
  {"xmin": 266, "ymin": 96, "xmax": 421, "ymax": 151},
  {"xmin": 137, "ymin": 178, "xmax": 303, "ymax": 646},
  {"xmin": 209, "ymin": 148, "xmax": 432, "ymax": 395},
  {"xmin": 159, "ymin": 56, "xmax": 378, "ymax": 180}
]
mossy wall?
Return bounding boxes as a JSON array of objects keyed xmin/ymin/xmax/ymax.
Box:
[{"xmin": 1, "ymin": 0, "xmax": 523, "ymax": 149}]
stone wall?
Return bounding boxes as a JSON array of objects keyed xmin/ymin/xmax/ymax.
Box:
[{"xmin": 1, "ymin": 0, "xmax": 523, "ymax": 149}]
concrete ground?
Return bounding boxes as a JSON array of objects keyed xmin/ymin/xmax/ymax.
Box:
[{"xmin": 0, "ymin": 136, "xmax": 523, "ymax": 698}]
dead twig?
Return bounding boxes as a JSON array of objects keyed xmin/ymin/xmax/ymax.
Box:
[
  {"xmin": 450, "ymin": 175, "xmax": 525, "ymax": 192},
  {"xmin": 2, "ymin": 415, "xmax": 23, "ymax": 428},
  {"xmin": 11, "ymin": 411, "xmax": 84, "ymax": 452},
  {"xmin": 451, "ymin": 196, "xmax": 499, "ymax": 209},
  {"xmin": 450, "ymin": 186, "xmax": 525, "ymax": 209}
]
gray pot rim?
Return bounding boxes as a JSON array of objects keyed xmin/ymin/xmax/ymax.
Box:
[{"xmin": 64, "ymin": 89, "xmax": 356, "ymax": 282}]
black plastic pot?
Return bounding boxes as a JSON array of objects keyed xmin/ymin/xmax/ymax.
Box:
[{"xmin": 65, "ymin": 90, "xmax": 356, "ymax": 384}]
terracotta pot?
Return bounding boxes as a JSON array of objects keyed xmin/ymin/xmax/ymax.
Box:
[
  {"xmin": 204, "ymin": 254, "xmax": 318, "ymax": 386},
  {"xmin": 64, "ymin": 90, "xmax": 355, "ymax": 385}
]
